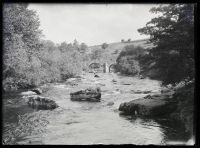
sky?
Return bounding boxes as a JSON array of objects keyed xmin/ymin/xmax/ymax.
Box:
[{"xmin": 28, "ymin": 4, "xmax": 158, "ymax": 46}]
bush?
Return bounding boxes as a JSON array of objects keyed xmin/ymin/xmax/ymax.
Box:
[
  {"xmin": 116, "ymin": 45, "xmax": 146, "ymax": 75},
  {"xmin": 102, "ymin": 43, "xmax": 109, "ymax": 49},
  {"xmin": 117, "ymin": 56, "xmax": 140, "ymax": 75}
]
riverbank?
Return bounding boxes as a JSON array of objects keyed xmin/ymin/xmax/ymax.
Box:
[{"xmin": 119, "ymin": 80, "xmax": 194, "ymax": 137}]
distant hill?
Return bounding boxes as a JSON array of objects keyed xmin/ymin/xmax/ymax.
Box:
[{"xmin": 87, "ymin": 38, "xmax": 154, "ymax": 65}]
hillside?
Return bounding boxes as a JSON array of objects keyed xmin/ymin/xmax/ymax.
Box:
[{"xmin": 87, "ymin": 38, "xmax": 154, "ymax": 65}]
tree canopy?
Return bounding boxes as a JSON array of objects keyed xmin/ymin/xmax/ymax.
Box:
[
  {"xmin": 3, "ymin": 3, "xmax": 90, "ymax": 90},
  {"xmin": 138, "ymin": 4, "xmax": 195, "ymax": 85}
]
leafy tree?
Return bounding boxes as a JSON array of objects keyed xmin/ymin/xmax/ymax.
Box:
[
  {"xmin": 73, "ymin": 39, "xmax": 79, "ymax": 50},
  {"xmin": 58, "ymin": 41, "xmax": 69, "ymax": 52},
  {"xmin": 79, "ymin": 43, "xmax": 88, "ymax": 53},
  {"xmin": 117, "ymin": 56, "xmax": 140, "ymax": 75},
  {"xmin": 102, "ymin": 43, "xmax": 109, "ymax": 49},
  {"xmin": 3, "ymin": 3, "xmax": 42, "ymax": 90},
  {"xmin": 138, "ymin": 4, "xmax": 194, "ymax": 85},
  {"xmin": 117, "ymin": 45, "xmax": 146, "ymax": 60},
  {"xmin": 91, "ymin": 49, "xmax": 103, "ymax": 60},
  {"xmin": 116, "ymin": 45, "xmax": 144, "ymax": 75}
]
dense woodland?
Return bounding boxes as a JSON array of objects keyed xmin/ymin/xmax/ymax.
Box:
[
  {"xmin": 117, "ymin": 4, "xmax": 194, "ymax": 86},
  {"xmin": 3, "ymin": 4, "xmax": 91, "ymax": 91}
]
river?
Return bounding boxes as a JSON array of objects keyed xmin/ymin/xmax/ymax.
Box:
[{"xmin": 2, "ymin": 73, "xmax": 190, "ymax": 145}]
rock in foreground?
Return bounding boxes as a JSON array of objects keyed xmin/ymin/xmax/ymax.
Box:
[
  {"xmin": 119, "ymin": 93, "xmax": 177, "ymax": 117},
  {"xmin": 25, "ymin": 95, "xmax": 58, "ymax": 110},
  {"xmin": 70, "ymin": 88, "xmax": 101, "ymax": 102}
]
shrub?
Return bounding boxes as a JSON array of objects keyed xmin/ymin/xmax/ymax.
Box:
[{"xmin": 102, "ymin": 43, "xmax": 109, "ymax": 49}]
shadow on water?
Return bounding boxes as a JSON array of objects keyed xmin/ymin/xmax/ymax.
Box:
[
  {"xmin": 3, "ymin": 91, "xmax": 36, "ymax": 124},
  {"xmin": 119, "ymin": 113, "xmax": 190, "ymax": 143}
]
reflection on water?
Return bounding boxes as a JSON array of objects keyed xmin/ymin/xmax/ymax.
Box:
[{"xmin": 3, "ymin": 73, "xmax": 191, "ymax": 145}]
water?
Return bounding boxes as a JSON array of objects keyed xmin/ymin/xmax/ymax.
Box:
[{"xmin": 2, "ymin": 73, "xmax": 191, "ymax": 145}]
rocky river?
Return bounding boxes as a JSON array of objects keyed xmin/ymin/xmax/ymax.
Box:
[{"xmin": 3, "ymin": 72, "xmax": 191, "ymax": 145}]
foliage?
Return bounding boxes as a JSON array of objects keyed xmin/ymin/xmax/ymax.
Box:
[
  {"xmin": 90, "ymin": 49, "xmax": 103, "ymax": 61},
  {"xmin": 117, "ymin": 56, "xmax": 140, "ymax": 75},
  {"xmin": 79, "ymin": 43, "xmax": 88, "ymax": 53},
  {"xmin": 138, "ymin": 4, "xmax": 194, "ymax": 85},
  {"xmin": 116, "ymin": 45, "xmax": 145, "ymax": 75},
  {"xmin": 117, "ymin": 45, "xmax": 146, "ymax": 60},
  {"xmin": 3, "ymin": 4, "xmax": 89, "ymax": 91},
  {"xmin": 170, "ymin": 81, "xmax": 194, "ymax": 136},
  {"xmin": 101, "ymin": 43, "xmax": 109, "ymax": 49},
  {"xmin": 3, "ymin": 3, "xmax": 42, "ymax": 90}
]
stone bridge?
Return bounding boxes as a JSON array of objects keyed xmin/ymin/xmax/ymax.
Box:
[{"xmin": 89, "ymin": 62, "xmax": 117, "ymax": 73}]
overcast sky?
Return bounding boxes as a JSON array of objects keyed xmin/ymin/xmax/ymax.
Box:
[{"xmin": 28, "ymin": 4, "xmax": 158, "ymax": 46}]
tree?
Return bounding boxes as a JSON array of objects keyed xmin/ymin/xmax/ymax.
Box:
[
  {"xmin": 79, "ymin": 43, "xmax": 88, "ymax": 53},
  {"xmin": 116, "ymin": 45, "xmax": 144, "ymax": 75},
  {"xmin": 138, "ymin": 4, "xmax": 194, "ymax": 85},
  {"xmin": 117, "ymin": 45, "xmax": 146, "ymax": 59},
  {"xmin": 3, "ymin": 3, "xmax": 42, "ymax": 90},
  {"xmin": 102, "ymin": 43, "xmax": 109, "ymax": 49},
  {"xmin": 91, "ymin": 49, "xmax": 102, "ymax": 60}
]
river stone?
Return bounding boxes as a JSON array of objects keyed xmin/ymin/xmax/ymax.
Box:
[
  {"xmin": 94, "ymin": 74, "xmax": 100, "ymax": 78},
  {"xmin": 70, "ymin": 88, "xmax": 101, "ymax": 102},
  {"xmin": 31, "ymin": 88, "xmax": 42, "ymax": 94},
  {"xmin": 144, "ymin": 95, "xmax": 153, "ymax": 99},
  {"xmin": 26, "ymin": 95, "xmax": 58, "ymax": 110},
  {"xmin": 139, "ymin": 75, "xmax": 145, "ymax": 79},
  {"xmin": 107, "ymin": 101, "xmax": 114, "ymax": 106},
  {"xmin": 119, "ymin": 94, "xmax": 177, "ymax": 116},
  {"xmin": 132, "ymin": 90, "xmax": 152, "ymax": 94},
  {"xmin": 112, "ymin": 79, "xmax": 117, "ymax": 82}
]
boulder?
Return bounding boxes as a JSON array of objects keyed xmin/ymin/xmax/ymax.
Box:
[
  {"xmin": 119, "ymin": 94, "xmax": 177, "ymax": 116},
  {"xmin": 139, "ymin": 75, "xmax": 145, "ymax": 79},
  {"xmin": 70, "ymin": 88, "xmax": 101, "ymax": 102},
  {"xmin": 112, "ymin": 79, "xmax": 117, "ymax": 82},
  {"xmin": 25, "ymin": 95, "xmax": 58, "ymax": 110},
  {"xmin": 144, "ymin": 95, "xmax": 153, "ymax": 99},
  {"xmin": 107, "ymin": 101, "xmax": 114, "ymax": 106},
  {"xmin": 31, "ymin": 88, "xmax": 42, "ymax": 95},
  {"xmin": 94, "ymin": 74, "xmax": 100, "ymax": 78}
]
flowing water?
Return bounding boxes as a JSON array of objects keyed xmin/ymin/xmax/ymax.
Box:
[{"xmin": 2, "ymin": 73, "xmax": 191, "ymax": 145}]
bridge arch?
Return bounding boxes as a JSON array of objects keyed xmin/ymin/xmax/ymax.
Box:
[
  {"xmin": 109, "ymin": 63, "xmax": 117, "ymax": 73},
  {"xmin": 89, "ymin": 63, "xmax": 101, "ymax": 69}
]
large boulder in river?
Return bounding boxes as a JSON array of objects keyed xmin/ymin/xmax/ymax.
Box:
[
  {"xmin": 70, "ymin": 88, "xmax": 101, "ymax": 102},
  {"xmin": 119, "ymin": 94, "xmax": 177, "ymax": 116},
  {"xmin": 25, "ymin": 95, "xmax": 58, "ymax": 110}
]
